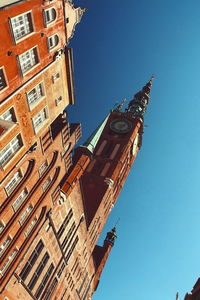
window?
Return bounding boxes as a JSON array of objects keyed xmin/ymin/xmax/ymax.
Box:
[
  {"xmin": 57, "ymin": 262, "xmax": 65, "ymax": 279},
  {"xmin": 32, "ymin": 107, "xmax": 48, "ymax": 133},
  {"xmin": 35, "ymin": 263, "xmax": 54, "ymax": 299},
  {"xmin": 0, "ymin": 107, "xmax": 17, "ymax": 123},
  {"xmin": 52, "ymin": 72, "xmax": 60, "ymax": 83},
  {"xmin": 45, "ymin": 278, "xmax": 58, "ymax": 300},
  {"xmin": 10, "ymin": 11, "xmax": 33, "ymax": 42},
  {"xmin": 26, "ymin": 82, "xmax": 44, "ymax": 109},
  {"xmin": 0, "ymin": 236, "xmax": 12, "ymax": 258},
  {"xmin": 47, "ymin": 34, "xmax": 59, "ymax": 50},
  {"xmin": 25, "ymin": 217, "xmax": 37, "ymax": 237},
  {"xmin": 62, "ymin": 221, "xmax": 76, "ymax": 251},
  {"xmin": 66, "ymin": 236, "xmax": 79, "ymax": 262},
  {"xmin": 0, "ymin": 134, "xmax": 23, "ymax": 168},
  {"xmin": 19, "ymin": 240, "xmax": 44, "ymax": 281},
  {"xmin": 57, "ymin": 209, "xmax": 73, "ymax": 239},
  {"xmin": 38, "ymin": 160, "xmax": 48, "ymax": 177},
  {"xmin": 12, "ymin": 188, "xmax": 28, "ymax": 212},
  {"xmin": 18, "ymin": 47, "xmax": 39, "ymax": 75},
  {"xmin": 42, "ymin": 177, "xmax": 51, "ymax": 192},
  {"xmin": 0, "ymin": 221, "xmax": 5, "ymax": 234},
  {"xmin": 0, "ymin": 248, "xmax": 18, "ymax": 277},
  {"xmin": 55, "ymin": 96, "xmax": 62, "ymax": 106},
  {"xmin": 27, "ymin": 252, "xmax": 50, "ymax": 291},
  {"xmin": 5, "ymin": 170, "xmax": 22, "ymax": 196},
  {"xmin": 44, "ymin": 8, "xmax": 57, "ymax": 26},
  {"xmin": 0, "ymin": 68, "xmax": 7, "ymax": 91},
  {"xmin": 19, "ymin": 204, "xmax": 33, "ymax": 225}
]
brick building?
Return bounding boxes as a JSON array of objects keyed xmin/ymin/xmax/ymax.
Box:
[{"xmin": 0, "ymin": 1, "xmax": 154, "ymax": 299}]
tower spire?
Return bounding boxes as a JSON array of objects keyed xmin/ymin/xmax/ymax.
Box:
[{"xmin": 127, "ymin": 76, "xmax": 154, "ymax": 118}]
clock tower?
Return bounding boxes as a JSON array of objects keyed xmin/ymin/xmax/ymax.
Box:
[{"xmin": 74, "ymin": 76, "xmax": 154, "ymax": 229}]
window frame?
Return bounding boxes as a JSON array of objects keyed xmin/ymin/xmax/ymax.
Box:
[
  {"xmin": 26, "ymin": 81, "xmax": 45, "ymax": 111},
  {"xmin": 18, "ymin": 46, "xmax": 39, "ymax": 76},
  {"xmin": 32, "ymin": 106, "xmax": 49, "ymax": 134},
  {"xmin": 0, "ymin": 67, "xmax": 8, "ymax": 93},
  {"xmin": 43, "ymin": 7, "xmax": 57, "ymax": 27},
  {"xmin": 9, "ymin": 10, "xmax": 34, "ymax": 43},
  {"xmin": 5, "ymin": 169, "xmax": 23, "ymax": 196},
  {"xmin": 12, "ymin": 188, "xmax": 29, "ymax": 212},
  {"xmin": 0, "ymin": 134, "xmax": 23, "ymax": 168},
  {"xmin": 47, "ymin": 34, "xmax": 59, "ymax": 51},
  {"xmin": 0, "ymin": 106, "xmax": 17, "ymax": 123}
]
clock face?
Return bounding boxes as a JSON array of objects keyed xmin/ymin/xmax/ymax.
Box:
[
  {"xmin": 110, "ymin": 119, "xmax": 132, "ymax": 134},
  {"xmin": 132, "ymin": 133, "xmax": 139, "ymax": 155}
]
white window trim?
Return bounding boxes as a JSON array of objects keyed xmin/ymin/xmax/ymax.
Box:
[
  {"xmin": 12, "ymin": 188, "xmax": 29, "ymax": 212},
  {"xmin": 0, "ymin": 134, "xmax": 23, "ymax": 169},
  {"xmin": 0, "ymin": 66, "xmax": 8, "ymax": 93},
  {"xmin": 0, "ymin": 106, "xmax": 17, "ymax": 123},
  {"xmin": 5, "ymin": 169, "xmax": 23, "ymax": 196},
  {"xmin": 26, "ymin": 81, "xmax": 45, "ymax": 111},
  {"xmin": 19, "ymin": 204, "xmax": 33, "ymax": 225},
  {"xmin": 9, "ymin": 10, "xmax": 34, "ymax": 44},
  {"xmin": 18, "ymin": 46, "xmax": 40, "ymax": 76},
  {"xmin": 38, "ymin": 160, "xmax": 48, "ymax": 177},
  {"xmin": 43, "ymin": 7, "xmax": 57, "ymax": 27},
  {"xmin": 47, "ymin": 34, "xmax": 59, "ymax": 52},
  {"xmin": 32, "ymin": 106, "xmax": 49, "ymax": 134},
  {"xmin": 42, "ymin": 176, "xmax": 52, "ymax": 192}
]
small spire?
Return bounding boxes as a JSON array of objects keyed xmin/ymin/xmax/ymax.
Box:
[{"xmin": 105, "ymin": 227, "xmax": 117, "ymax": 246}]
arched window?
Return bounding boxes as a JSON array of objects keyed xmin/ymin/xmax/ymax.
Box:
[
  {"xmin": 47, "ymin": 34, "xmax": 59, "ymax": 51},
  {"xmin": 44, "ymin": 8, "xmax": 57, "ymax": 26}
]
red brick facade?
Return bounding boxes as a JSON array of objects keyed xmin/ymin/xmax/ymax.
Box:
[{"xmin": 0, "ymin": 1, "xmax": 153, "ymax": 299}]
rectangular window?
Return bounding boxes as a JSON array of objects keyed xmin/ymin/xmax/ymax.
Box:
[
  {"xmin": 18, "ymin": 47, "xmax": 39, "ymax": 75},
  {"xmin": 57, "ymin": 209, "xmax": 73, "ymax": 239},
  {"xmin": 0, "ymin": 68, "xmax": 7, "ymax": 91},
  {"xmin": 12, "ymin": 188, "xmax": 28, "ymax": 211},
  {"xmin": 0, "ymin": 107, "xmax": 17, "ymax": 123},
  {"xmin": 0, "ymin": 248, "xmax": 18, "ymax": 277},
  {"xmin": 66, "ymin": 236, "xmax": 79, "ymax": 262},
  {"xmin": 0, "ymin": 236, "xmax": 12, "ymax": 258},
  {"xmin": 57, "ymin": 262, "xmax": 66, "ymax": 279},
  {"xmin": 0, "ymin": 221, "xmax": 5, "ymax": 234},
  {"xmin": 19, "ymin": 204, "xmax": 33, "ymax": 225},
  {"xmin": 0, "ymin": 134, "xmax": 23, "ymax": 168},
  {"xmin": 27, "ymin": 82, "xmax": 44, "ymax": 109},
  {"xmin": 42, "ymin": 177, "xmax": 51, "ymax": 192},
  {"xmin": 52, "ymin": 72, "xmax": 60, "ymax": 83},
  {"xmin": 45, "ymin": 278, "xmax": 58, "ymax": 300},
  {"xmin": 35, "ymin": 263, "xmax": 54, "ymax": 299},
  {"xmin": 10, "ymin": 11, "xmax": 33, "ymax": 42},
  {"xmin": 55, "ymin": 96, "xmax": 62, "ymax": 106},
  {"xmin": 62, "ymin": 221, "xmax": 76, "ymax": 251},
  {"xmin": 32, "ymin": 107, "xmax": 48, "ymax": 134},
  {"xmin": 27, "ymin": 252, "xmax": 50, "ymax": 291},
  {"xmin": 5, "ymin": 170, "xmax": 22, "ymax": 196},
  {"xmin": 19, "ymin": 240, "xmax": 44, "ymax": 281},
  {"xmin": 25, "ymin": 217, "xmax": 37, "ymax": 237},
  {"xmin": 38, "ymin": 160, "xmax": 48, "ymax": 177}
]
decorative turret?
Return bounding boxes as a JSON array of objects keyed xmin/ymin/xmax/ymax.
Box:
[
  {"xmin": 104, "ymin": 227, "xmax": 117, "ymax": 247},
  {"xmin": 127, "ymin": 75, "xmax": 154, "ymax": 119},
  {"xmin": 92, "ymin": 227, "xmax": 117, "ymax": 293}
]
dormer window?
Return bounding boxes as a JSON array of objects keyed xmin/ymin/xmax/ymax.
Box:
[{"xmin": 44, "ymin": 8, "xmax": 57, "ymax": 26}]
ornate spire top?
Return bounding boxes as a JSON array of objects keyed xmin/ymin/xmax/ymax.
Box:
[
  {"xmin": 105, "ymin": 227, "xmax": 117, "ymax": 246},
  {"xmin": 126, "ymin": 76, "xmax": 154, "ymax": 118}
]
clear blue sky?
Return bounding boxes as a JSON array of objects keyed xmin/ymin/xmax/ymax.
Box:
[{"xmin": 68, "ymin": 1, "xmax": 200, "ymax": 299}]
